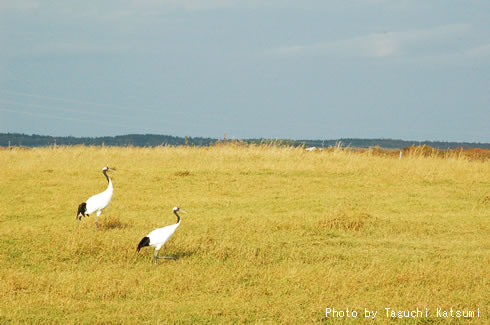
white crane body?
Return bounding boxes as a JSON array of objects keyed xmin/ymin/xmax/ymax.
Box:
[
  {"xmin": 137, "ymin": 207, "xmax": 185, "ymax": 265},
  {"xmin": 77, "ymin": 167, "xmax": 115, "ymax": 230},
  {"xmin": 146, "ymin": 223, "xmax": 180, "ymax": 251},
  {"xmin": 84, "ymin": 178, "xmax": 113, "ymax": 216}
]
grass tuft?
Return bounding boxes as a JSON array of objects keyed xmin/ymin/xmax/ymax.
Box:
[
  {"xmin": 100, "ymin": 215, "xmax": 132, "ymax": 230},
  {"xmin": 319, "ymin": 210, "xmax": 376, "ymax": 232}
]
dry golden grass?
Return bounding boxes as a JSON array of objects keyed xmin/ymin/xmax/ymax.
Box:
[{"xmin": 0, "ymin": 145, "xmax": 488, "ymax": 324}]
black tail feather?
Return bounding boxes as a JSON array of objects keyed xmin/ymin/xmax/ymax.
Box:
[
  {"xmin": 77, "ymin": 202, "xmax": 87, "ymax": 220},
  {"xmin": 137, "ymin": 237, "xmax": 150, "ymax": 252}
]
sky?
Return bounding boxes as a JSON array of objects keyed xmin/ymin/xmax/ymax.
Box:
[{"xmin": 0, "ymin": 0, "xmax": 489, "ymax": 142}]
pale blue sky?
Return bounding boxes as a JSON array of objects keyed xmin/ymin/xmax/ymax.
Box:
[{"xmin": 1, "ymin": 0, "xmax": 489, "ymax": 142}]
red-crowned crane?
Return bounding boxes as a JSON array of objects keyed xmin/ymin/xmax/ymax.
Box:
[
  {"xmin": 77, "ymin": 166, "xmax": 115, "ymax": 230},
  {"xmin": 137, "ymin": 207, "xmax": 186, "ymax": 265}
]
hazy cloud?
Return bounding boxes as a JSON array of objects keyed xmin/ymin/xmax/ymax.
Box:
[
  {"xmin": 267, "ymin": 24, "xmax": 475, "ymax": 60},
  {"xmin": 0, "ymin": 0, "xmax": 39, "ymax": 12},
  {"xmin": 466, "ymin": 43, "xmax": 490, "ymax": 58},
  {"xmin": 0, "ymin": 0, "xmax": 412, "ymax": 16}
]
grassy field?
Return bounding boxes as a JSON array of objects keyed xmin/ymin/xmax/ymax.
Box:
[{"xmin": 0, "ymin": 145, "xmax": 488, "ymax": 324}]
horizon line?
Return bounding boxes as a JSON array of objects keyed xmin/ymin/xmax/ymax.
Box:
[{"xmin": 1, "ymin": 132, "xmax": 488, "ymax": 145}]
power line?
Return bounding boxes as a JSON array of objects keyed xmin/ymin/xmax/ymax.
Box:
[
  {"xmin": 0, "ymin": 107, "xmax": 162, "ymax": 133},
  {"xmin": 0, "ymin": 88, "xmax": 164, "ymax": 114},
  {"xmin": 0, "ymin": 98, "xmax": 108, "ymax": 117},
  {"xmin": 0, "ymin": 98, "xmax": 170, "ymax": 130}
]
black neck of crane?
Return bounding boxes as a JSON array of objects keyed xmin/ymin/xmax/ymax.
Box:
[
  {"xmin": 173, "ymin": 210, "xmax": 181, "ymax": 224},
  {"xmin": 103, "ymin": 169, "xmax": 110, "ymax": 183}
]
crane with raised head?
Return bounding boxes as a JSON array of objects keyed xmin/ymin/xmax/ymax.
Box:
[
  {"xmin": 137, "ymin": 207, "xmax": 186, "ymax": 265},
  {"xmin": 77, "ymin": 166, "xmax": 115, "ymax": 230}
]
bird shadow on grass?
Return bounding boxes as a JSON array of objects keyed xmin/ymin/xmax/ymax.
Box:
[
  {"xmin": 156, "ymin": 250, "xmax": 196, "ymax": 261},
  {"xmin": 136, "ymin": 249, "xmax": 196, "ymax": 264},
  {"xmin": 171, "ymin": 250, "xmax": 196, "ymax": 260}
]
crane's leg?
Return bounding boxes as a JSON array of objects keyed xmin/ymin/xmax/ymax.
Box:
[
  {"xmin": 95, "ymin": 210, "xmax": 102, "ymax": 231},
  {"xmin": 154, "ymin": 249, "xmax": 160, "ymax": 267}
]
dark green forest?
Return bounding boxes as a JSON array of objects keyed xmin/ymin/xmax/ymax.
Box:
[{"xmin": 0, "ymin": 133, "xmax": 488, "ymax": 149}]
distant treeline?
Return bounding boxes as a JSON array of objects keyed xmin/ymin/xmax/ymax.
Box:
[{"xmin": 0, "ymin": 133, "xmax": 488, "ymax": 149}]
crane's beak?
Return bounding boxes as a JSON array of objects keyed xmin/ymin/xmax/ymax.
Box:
[
  {"xmin": 110, "ymin": 167, "xmax": 117, "ymax": 171},
  {"xmin": 179, "ymin": 209, "xmax": 187, "ymax": 214}
]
